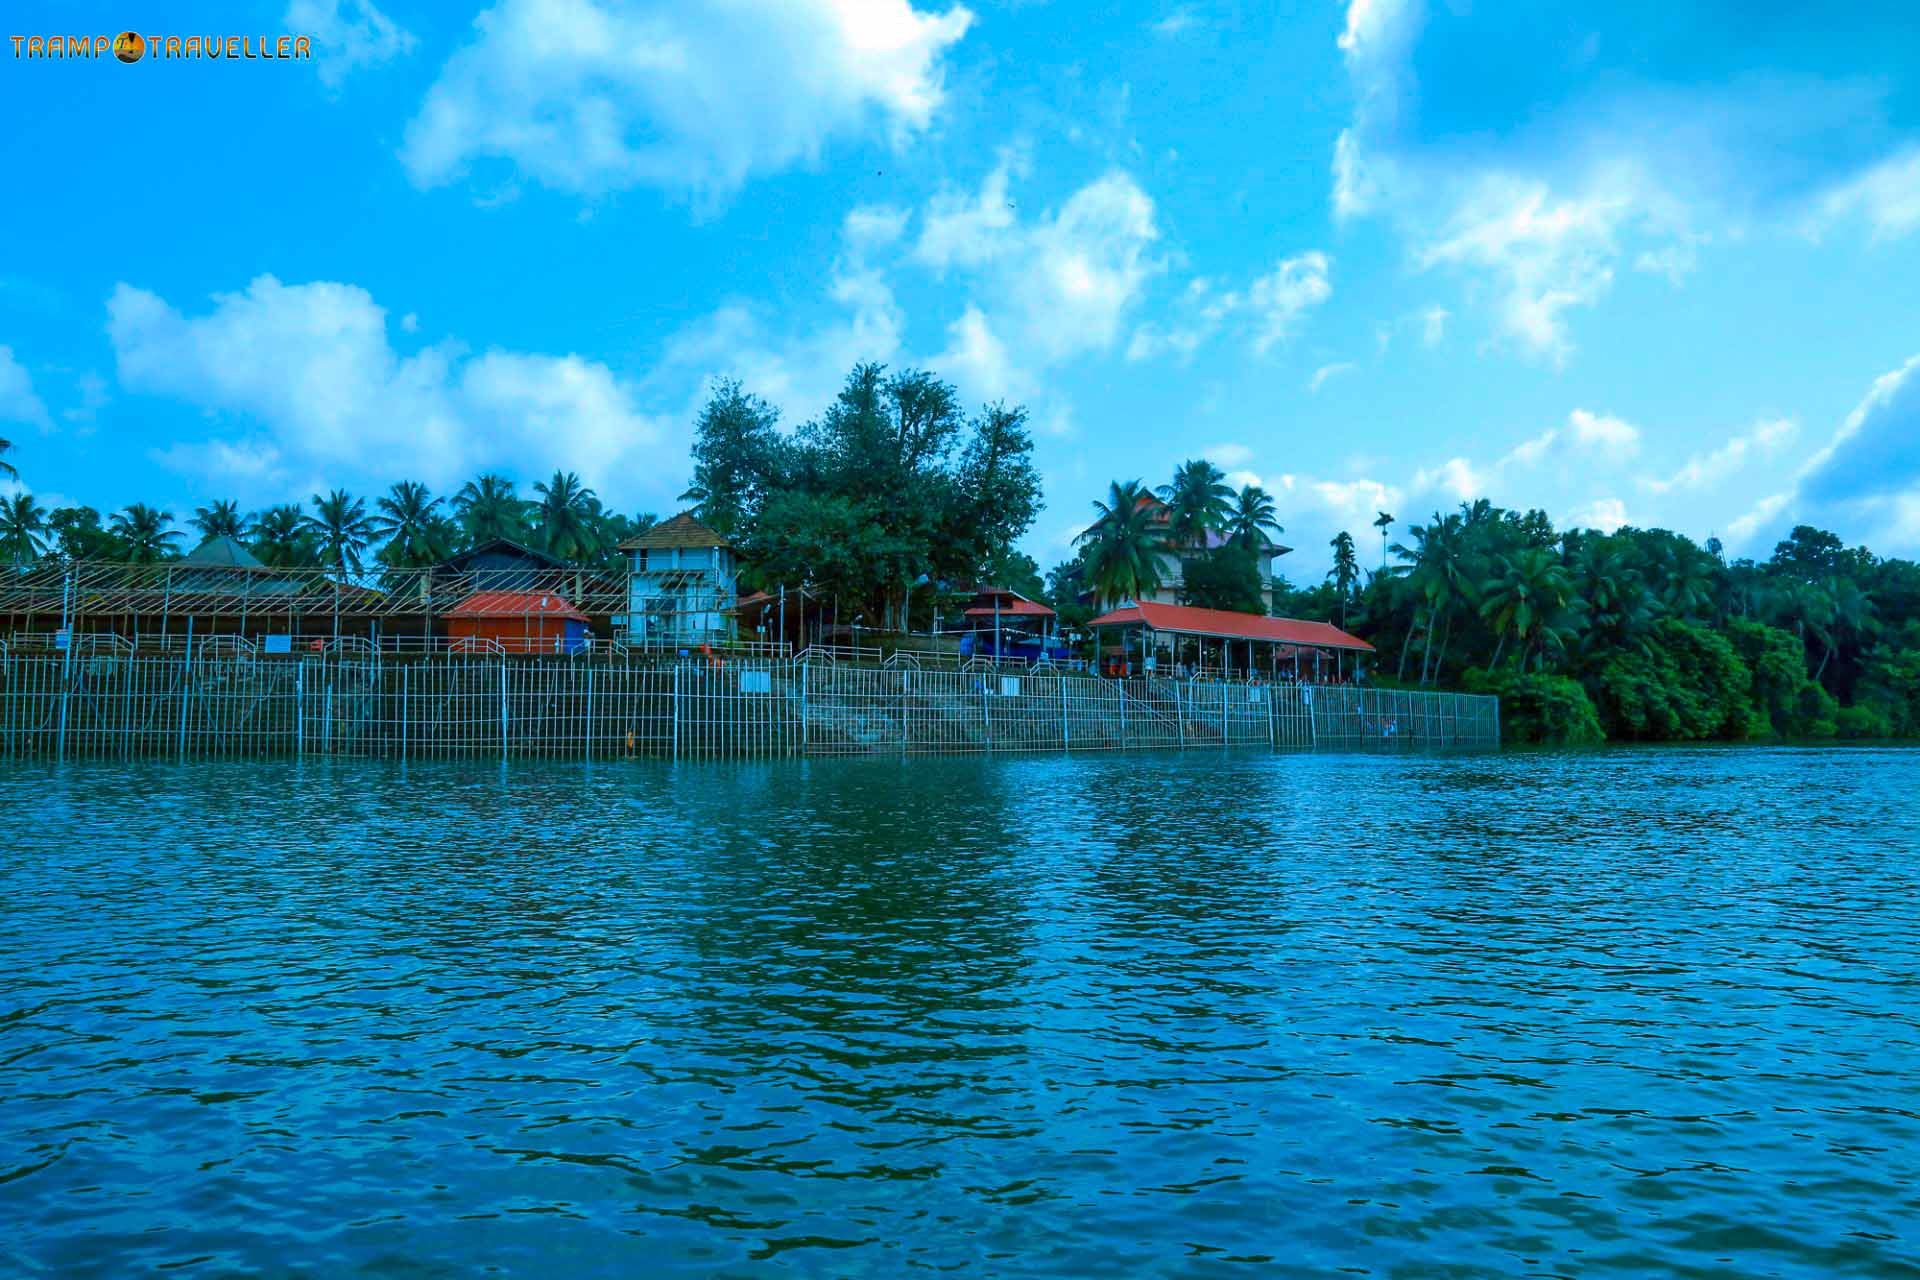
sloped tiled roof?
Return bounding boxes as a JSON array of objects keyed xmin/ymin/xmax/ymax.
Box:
[
  {"xmin": 1085, "ymin": 601, "xmax": 1374, "ymax": 652},
  {"xmin": 617, "ymin": 511, "xmax": 730, "ymax": 551}
]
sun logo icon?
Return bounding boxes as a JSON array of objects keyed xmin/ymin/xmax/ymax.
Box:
[{"xmin": 113, "ymin": 31, "xmax": 145, "ymax": 62}]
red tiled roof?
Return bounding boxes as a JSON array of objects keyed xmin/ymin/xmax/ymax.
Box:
[
  {"xmin": 963, "ymin": 600, "xmax": 1055, "ymax": 618},
  {"xmin": 443, "ymin": 589, "xmax": 588, "ymax": 621},
  {"xmin": 1086, "ymin": 601, "xmax": 1375, "ymax": 652}
]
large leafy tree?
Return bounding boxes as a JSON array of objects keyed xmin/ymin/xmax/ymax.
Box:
[
  {"xmin": 533, "ymin": 470, "xmax": 601, "ymax": 562},
  {"xmin": 46, "ymin": 506, "xmax": 116, "ymax": 560},
  {"xmin": 702, "ymin": 363, "xmax": 1042, "ymax": 629},
  {"xmin": 374, "ymin": 480, "xmax": 448, "ymax": 568},
  {"xmin": 1159, "ymin": 459, "xmax": 1233, "ymax": 544},
  {"xmin": 1076, "ymin": 479, "xmax": 1169, "ymax": 608},
  {"xmin": 190, "ymin": 499, "xmax": 251, "ymax": 541},
  {"xmin": 0, "ymin": 492, "xmax": 48, "ymax": 563},
  {"xmin": 682, "ymin": 379, "xmax": 785, "ymax": 536},
  {"xmin": 303, "ymin": 490, "xmax": 376, "ymax": 574},
  {"xmin": 109, "ymin": 504, "xmax": 182, "ymax": 563}
]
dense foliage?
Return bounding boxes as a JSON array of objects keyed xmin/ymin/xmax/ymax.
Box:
[
  {"xmin": 1326, "ymin": 506, "xmax": 1919, "ymax": 744},
  {"xmin": 683, "ymin": 365, "xmax": 1044, "ymax": 628}
]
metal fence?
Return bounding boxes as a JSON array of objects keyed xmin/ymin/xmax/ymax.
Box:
[{"xmin": 0, "ymin": 653, "xmax": 1499, "ymax": 762}]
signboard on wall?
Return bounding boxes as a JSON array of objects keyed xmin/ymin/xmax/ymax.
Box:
[
  {"xmin": 263, "ymin": 634, "xmax": 293, "ymax": 654},
  {"xmin": 999, "ymin": 676, "xmax": 1021, "ymax": 698},
  {"xmin": 740, "ymin": 671, "xmax": 772, "ymax": 694}
]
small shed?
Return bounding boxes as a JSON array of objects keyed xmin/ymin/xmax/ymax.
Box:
[{"xmin": 443, "ymin": 589, "xmax": 589, "ymax": 654}]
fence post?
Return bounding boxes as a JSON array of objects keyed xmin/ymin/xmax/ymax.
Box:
[
  {"xmin": 584, "ymin": 662, "xmax": 593, "ymax": 760},
  {"xmin": 1060, "ymin": 675, "xmax": 1069, "ymax": 750},
  {"xmin": 296, "ymin": 661, "xmax": 304, "ymax": 757},
  {"xmin": 177, "ymin": 623, "xmax": 193, "ymax": 762},
  {"xmin": 672, "ymin": 662, "xmax": 681, "ymax": 762},
  {"xmin": 982, "ymin": 671, "xmax": 992, "ymax": 750},
  {"xmin": 799, "ymin": 661, "xmax": 808, "ymax": 755},
  {"xmin": 401, "ymin": 663, "xmax": 409, "ymax": 760},
  {"xmin": 1220, "ymin": 679, "xmax": 1228, "ymax": 747},
  {"xmin": 499, "ymin": 661, "xmax": 508, "ymax": 761},
  {"xmin": 1174, "ymin": 680, "xmax": 1186, "ymax": 750}
]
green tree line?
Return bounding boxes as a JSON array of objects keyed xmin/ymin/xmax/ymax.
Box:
[{"xmin": 0, "ymin": 467, "xmax": 655, "ymax": 580}]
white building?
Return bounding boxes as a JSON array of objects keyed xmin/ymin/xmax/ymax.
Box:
[{"xmin": 617, "ymin": 512, "xmax": 739, "ymax": 646}]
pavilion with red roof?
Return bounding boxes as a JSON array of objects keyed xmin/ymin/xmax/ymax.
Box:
[{"xmin": 1085, "ymin": 600, "xmax": 1373, "ymax": 681}]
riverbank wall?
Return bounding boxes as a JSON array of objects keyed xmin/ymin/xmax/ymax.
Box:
[{"xmin": 0, "ymin": 653, "xmax": 1499, "ymax": 761}]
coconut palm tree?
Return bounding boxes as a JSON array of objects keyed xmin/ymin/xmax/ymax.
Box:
[
  {"xmin": 1478, "ymin": 547, "xmax": 1575, "ymax": 670},
  {"xmin": 109, "ymin": 504, "xmax": 182, "ymax": 563},
  {"xmin": 303, "ymin": 489, "xmax": 376, "ymax": 574},
  {"xmin": 1391, "ymin": 511, "xmax": 1477, "ymax": 685},
  {"xmin": 0, "ymin": 435, "xmax": 16, "ymax": 482},
  {"xmin": 1327, "ymin": 530, "xmax": 1360, "ymax": 628},
  {"xmin": 1373, "ymin": 510, "xmax": 1393, "ymax": 570},
  {"xmin": 1814, "ymin": 576, "xmax": 1875, "ymax": 682},
  {"xmin": 372, "ymin": 480, "xmax": 448, "ymax": 568},
  {"xmin": 1227, "ymin": 485, "xmax": 1283, "ymax": 551},
  {"xmin": 1075, "ymin": 479, "xmax": 1171, "ymax": 607},
  {"xmin": 533, "ymin": 470, "xmax": 600, "ymax": 562},
  {"xmin": 0, "ymin": 492, "xmax": 47, "ymax": 563},
  {"xmin": 251, "ymin": 504, "xmax": 313, "ymax": 567},
  {"xmin": 190, "ymin": 499, "xmax": 252, "ymax": 541},
  {"xmin": 453, "ymin": 473, "xmax": 526, "ymax": 545},
  {"xmin": 1158, "ymin": 459, "xmax": 1233, "ymax": 545}
]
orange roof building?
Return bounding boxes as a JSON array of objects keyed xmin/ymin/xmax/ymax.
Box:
[{"xmin": 443, "ymin": 589, "xmax": 590, "ymax": 654}]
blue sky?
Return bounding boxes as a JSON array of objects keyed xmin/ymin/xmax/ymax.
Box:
[{"xmin": 3, "ymin": 0, "xmax": 1919, "ymax": 577}]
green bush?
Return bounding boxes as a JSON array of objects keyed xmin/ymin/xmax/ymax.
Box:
[
  {"xmin": 1587, "ymin": 619, "xmax": 1755, "ymax": 741},
  {"xmin": 1464, "ymin": 668, "xmax": 1605, "ymax": 746},
  {"xmin": 1835, "ymin": 704, "xmax": 1896, "ymax": 740},
  {"xmin": 1725, "ymin": 619, "xmax": 1833, "ymax": 737}
]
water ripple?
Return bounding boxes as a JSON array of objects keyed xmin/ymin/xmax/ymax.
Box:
[{"xmin": 2, "ymin": 747, "xmax": 1918, "ymax": 1276}]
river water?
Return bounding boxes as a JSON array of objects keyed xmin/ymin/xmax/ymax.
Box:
[{"xmin": 2, "ymin": 748, "xmax": 1917, "ymax": 1277}]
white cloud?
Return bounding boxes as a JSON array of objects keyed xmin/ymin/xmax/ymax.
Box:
[
  {"xmin": 286, "ymin": 0, "xmax": 415, "ymax": 87},
  {"xmin": 402, "ymin": 0, "xmax": 973, "ymax": 199},
  {"xmin": 1567, "ymin": 496, "xmax": 1629, "ymax": 533},
  {"xmin": 845, "ymin": 204, "xmax": 912, "ymax": 249},
  {"xmin": 1247, "ymin": 252, "xmax": 1332, "ymax": 354},
  {"xmin": 1726, "ymin": 492, "xmax": 1792, "ymax": 547},
  {"xmin": 1644, "ymin": 417, "xmax": 1796, "ymax": 495},
  {"xmin": 917, "ymin": 160, "xmax": 1164, "ymax": 365},
  {"xmin": 1565, "ymin": 409, "xmax": 1640, "ymax": 460},
  {"xmin": 109, "ymin": 274, "xmax": 668, "ymax": 499},
  {"xmin": 1309, "ymin": 361, "xmax": 1356, "ymax": 393},
  {"xmin": 1150, "ymin": 7, "xmax": 1199, "ymax": 37},
  {"xmin": 1418, "ymin": 176, "xmax": 1629, "ymax": 362},
  {"xmin": 1411, "ymin": 408, "xmax": 1639, "ymax": 500},
  {"xmin": 1420, "ymin": 305, "xmax": 1448, "ymax": 345},
  {"xmin": 0, "ymin": 346, "xmax": 52, "ymax": 430},
  {"xmin": 1128, "ymin": 252, "xmax": 1331, "ymax": 363},
  {"xmin": 1815, "ymin": 147, "xmax": 1920, "ymax": 241},
  {"xmin": 935, "ymin": 305, "xmax": 1022, "ymax": 402},
  {"xmin": 1202, "ymin": 442, "xmax": 1253, "ymax": 468}
]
